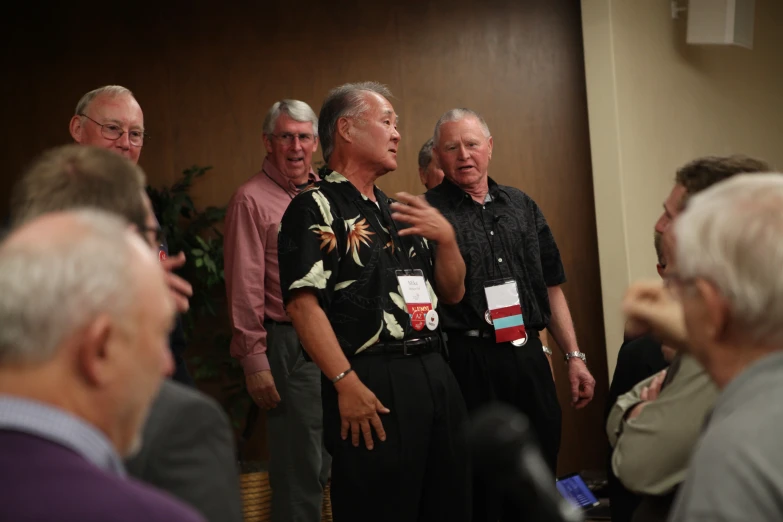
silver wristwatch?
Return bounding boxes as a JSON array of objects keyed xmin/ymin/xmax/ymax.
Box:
[{"xmin": 564, "ymin": 351, "xmax": 587, "ymax": 363}]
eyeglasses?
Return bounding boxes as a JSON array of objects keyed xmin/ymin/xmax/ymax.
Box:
[
  {"xmin": 141, "ymin": 225, "xmax": 165, "ymax": 245},
  {"xmin": 80, "ymin": 114, "xmax": 148, "ymax": 147},
  {"xmin": 270, "ymin": 132, "xmax": 315, "ymax": 146}
]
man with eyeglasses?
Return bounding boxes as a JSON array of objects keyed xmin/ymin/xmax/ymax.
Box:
[
  {"xmin": 69, "ymin": 85, "xmax": 193, "ymax": 386},
  {"xmin": 9, "ymin": 144, "xmax": 242, "ymax": 522},
  {"xmin": 70, "ymin": 85, "xmax": 147, "ymax": 164},
  {"xmin": 224, "ymin": 99, "xmax": 329, "ymax": 522},
  {"xmin": 607, "ymin": 156, "xmax": 770, "ymax": 522}
]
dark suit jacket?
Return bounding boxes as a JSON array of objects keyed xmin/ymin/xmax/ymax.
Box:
[
  {"xmin": 605, "ymin": 335, "xmax": 669, "ymax": 522},
  {"xmin": 126, "ymin": 380, "xmax": 243, "ymax": 522},
  {"xmin": 0, "ymin": 430, "xmax": 203, "ymax": 522}
]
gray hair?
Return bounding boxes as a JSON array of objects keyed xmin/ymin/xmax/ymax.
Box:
[
  {"xmin": 433, "ymin": 108, "xmax": 491, "ymax": 145},
  {"xmin": 318, "ymin": 81, "xmax": 392, "ymax": 163},
  {"xmin": 418, "ymin": 137, "xmax": 435, "ymax": 170},
  {"xmin": 0, "ymin": 209, "xmax": 140, "ymax": 365},
  {"xmin": 10, "ymin": 144, "xmax": 147, "ymax": 232},
  {"xmin": 75, "ymin": 85, "xmax": 135, "ymax": 116},
  {"xmin": 262, "ymin": 99, "xmax": 319, "ymax": 137},
  {"xmin": 675, "ymin": 173, "xmax": 783, "ymax": 346}
]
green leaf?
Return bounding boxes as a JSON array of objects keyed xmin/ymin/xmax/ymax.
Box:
[
  {"xmin": 191, "ymin": 248, "xmax": 204, "ymax": 256},
  {"xmin": 195, "ymin": 258, "xmax": 204, "ymax": 268},
  {"xmin": 195, "ymin": 236, "xmax": 209, "ymax": 250}
]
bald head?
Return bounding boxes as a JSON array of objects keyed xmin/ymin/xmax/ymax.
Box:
[{"xmin": 0, "ymin": 209, "xmax": 158, "ymax": 365}]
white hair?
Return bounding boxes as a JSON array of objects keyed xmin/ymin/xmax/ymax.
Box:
[
  {"xmin": 433, "ymin": 108, "xmax": 491, "ymax": 145},
  {"xmin": 263, "ymin": 99, "xmax": 319, "ymax": 137},
  {"xmin": 675, "ymin": 173, "xmax": 783, "ymax": 346},
  {"xmin": 75, "ymin": 85, "xmax": 135, "ymax": 116},
  {"xmin": 0, "ymin": 209, "xmax": 139, "ymax": 365}
]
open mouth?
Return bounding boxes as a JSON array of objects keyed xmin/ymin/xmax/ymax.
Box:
[
  {"xmin": 287, "ymin": 157, "xmax": 305, "ymax": 165},
  {"xmin": 458, "ymin": 165, "xmax": 474, "ymax": 172}
]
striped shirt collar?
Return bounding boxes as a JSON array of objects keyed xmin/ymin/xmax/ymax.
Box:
[{"xmin": 0, "ymin": 395, "xmax": 126, "ymax": 476}]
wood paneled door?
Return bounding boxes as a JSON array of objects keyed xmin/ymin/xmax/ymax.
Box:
[{"xmin": 0, "ymin": 0, "xmax": 608, "ymax": 476}]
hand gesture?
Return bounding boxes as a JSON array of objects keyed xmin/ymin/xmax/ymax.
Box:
[
  {"xmin": 623, "ymin": 280, "xmax": 687, "ymax": 350},
  {"xmin": 389, "ymin": 192, "xmax": 456, "ymax": 245},
  {"xmin": 161, "ymin": 251, "xmax": 193, "ymax": 313}
]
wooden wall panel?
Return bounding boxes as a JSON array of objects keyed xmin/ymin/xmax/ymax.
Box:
[{"xmin": 0, "ymin": 0, "xmax": 608, "ymax": 476}]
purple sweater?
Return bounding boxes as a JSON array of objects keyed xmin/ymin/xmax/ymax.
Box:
[{"xmin": 0, "ymin": 430, "xmax": 205, "ymax": 522}]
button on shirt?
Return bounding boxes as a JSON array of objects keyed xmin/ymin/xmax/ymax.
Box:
[
  {"xmin": 278, "ymin": 170, "xmax": 438, "ymax": 357},
  {"xmin": 224, "ymin": 158, "xmax": 318, "ymax": 374},
  {"xmin": 425, "ymin": 177, "xmax": 566, "ymax": 332},
  {"xmin": 0, "ymin": 395, "xmax": 125, "ymax": 476}
]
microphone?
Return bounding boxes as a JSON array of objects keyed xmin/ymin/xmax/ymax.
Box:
[{"xmin": 465, "ymin": 404, "xmax": 583, "ymax": 522}]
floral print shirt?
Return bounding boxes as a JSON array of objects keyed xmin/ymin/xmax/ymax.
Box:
[{"xmin": 278, "ymin": 170, "xmax": 439, "ymax": 356}]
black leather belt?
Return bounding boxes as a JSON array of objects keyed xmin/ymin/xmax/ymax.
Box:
[
  {"xmin": 354, "ymin": 336, "xmax": 440, "ymax": 356},
  {"xmin": 445, "ymin": 329, "xmax": 540, "ymax": 340}
]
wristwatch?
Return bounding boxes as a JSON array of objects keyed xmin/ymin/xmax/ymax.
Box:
[{"xmin": 564, "ymin": 351, "xmax": 587, "ymax": 364}]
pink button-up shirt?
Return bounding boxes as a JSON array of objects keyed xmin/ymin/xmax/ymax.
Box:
[{"xmin": 224, "ymin": 158, "xmax": 318, "ymax": 375}]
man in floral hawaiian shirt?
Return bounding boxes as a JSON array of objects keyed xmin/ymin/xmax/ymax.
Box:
[{"xmin": 278, "ymin": 82, "xmax": 471, "ymax": 522}]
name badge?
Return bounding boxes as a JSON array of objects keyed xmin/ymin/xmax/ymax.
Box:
[
  {"xmin": 396, "ymin": 269, "xmax": 438, "ymax": 331},
  {"xmin": 483, "ymin": 278, "xmax": 527, "ymax": 345}
]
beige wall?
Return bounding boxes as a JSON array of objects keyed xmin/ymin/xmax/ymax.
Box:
[{"xmin": 581, "ymin": 0, "xmax": 783, "ymax": 377}]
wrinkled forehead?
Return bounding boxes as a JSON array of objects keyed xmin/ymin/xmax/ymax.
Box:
[
  {"xmin": 88, "ymin": 94, "xmax": 144, "ymax": 127},
  {"xmin": 438, "ymin": 117, "xmax": 487, "ymax": 144},
  {"xmin": 362, "ymin": 91, "xmax": 396, "ymax": 119},
  {"xmin": 273, "ymin": 112, "xmax": 316, "ymax": 135}
]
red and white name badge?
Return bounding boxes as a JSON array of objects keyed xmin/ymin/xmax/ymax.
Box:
[
  {"xmin": 483, "ymin": 278, "xmax": 527, "ymax": 346},
  {"xmin": 397, "ymin": 269, "xmax": 439, "ymax": 331}
]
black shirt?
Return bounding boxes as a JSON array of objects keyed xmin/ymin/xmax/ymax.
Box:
[
  {"xmin": 278, "ymin": 170, "xmax": 438, "ymax": 357},
  {"xmin": 605, "ymin": 335, "xmax": 669, "ymax": 522},
  {"xmin": 425, "ymin": 177, "xmax": 565, "ymax": 332}
]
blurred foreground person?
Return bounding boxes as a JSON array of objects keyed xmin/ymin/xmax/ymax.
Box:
[
  {"xmin": 0, "ymin": 209, "xmax": 203, "ymax": 522},
  {"xmin": 623, "ymin": 174, "xmax": 783, "ymax": 522}
]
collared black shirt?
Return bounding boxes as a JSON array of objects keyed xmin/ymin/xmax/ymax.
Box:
[
  {"xmin": 425, "ymin": 177, "xmax": 566, "ymax": 332},
  {"xmin": 278, "ymin": 170, "xmax": 438, "ymax": 357}
]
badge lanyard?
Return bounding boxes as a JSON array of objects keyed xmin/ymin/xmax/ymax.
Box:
[
  {"xmin": 478, "ymin": 193, "xmax": 526, "ymax": 345},
  {"xmin": 354, "ymin": 197, "xmax": 439, "ymax": 332},
  {"xmin": 483, "ymin": 278, "xmax": 527, "ymax": 345},
  {"xmin": 397, "ymin": 269, "xmax": 439, "ymax": 331}
]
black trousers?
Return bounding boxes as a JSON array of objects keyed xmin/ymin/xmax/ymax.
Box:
[
  {"xmin": 446, "ymin": 333, "xmax": 562, "ymax": 522},
  {"xmin": 321, "ymin": 352, "xmax": 471, "ymax": 522}
]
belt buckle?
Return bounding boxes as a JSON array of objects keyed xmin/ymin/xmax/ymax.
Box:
[{"xmin": 404, "ymin": 338, "xmax": 421, "ymax": 356}]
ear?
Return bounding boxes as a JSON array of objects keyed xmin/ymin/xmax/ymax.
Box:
[
  {"xmin": 418, "ymin": 167, "xmax": 427, "ymax": 187},
  {"xmin": 262, "ymin": 133, "xmax": 273, "ymax": 154},
  {"xmin": 337, "ymin": 117, "xmax": 354, "ymax": 144},
  {"xmin": 77, "ymin": 314, "xmax": 115, "ymax": 387},
  {"xmin": 695, "ymin": 279, "xmax": 730, "ymax": 342},
  {"xmin": 69, "ymin": 115, "xmax": 83, "ymax": 143},
  {"xmin": 311, "ymin": 136, "xmax": 319, "ymax": 154},
  {"xmin": 487, "ymin": 136, "xmax": 494, "ymax": 158},
  {"xmin": 656, "ymin": 264, "xmax": 666, "ymax": 279}
]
